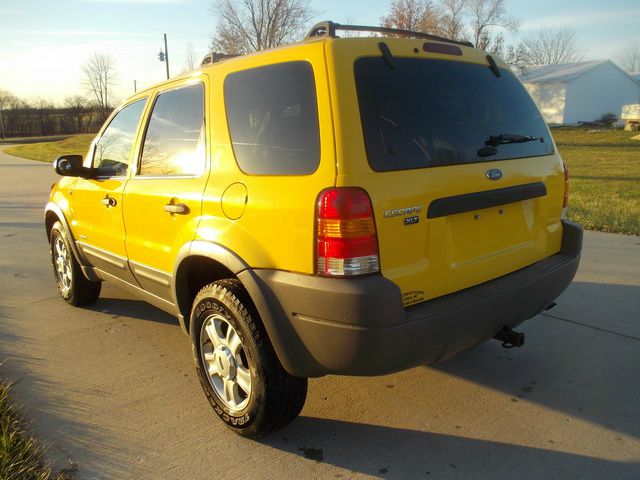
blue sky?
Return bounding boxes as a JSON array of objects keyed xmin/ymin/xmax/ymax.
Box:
[{"xmin": 0, "ymin": 0, "xmax": 638, "ymax": 104}]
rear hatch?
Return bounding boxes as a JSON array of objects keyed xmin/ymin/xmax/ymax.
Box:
[{"xmin": 326, "ymin": 38, "xmax": 565, "ymax": 306}]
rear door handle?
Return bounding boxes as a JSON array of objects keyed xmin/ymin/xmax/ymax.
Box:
[
  {"xmin": 163, "ymin": 203, "xmax": 188, "ymax": 214},
  {"xmin": 101, "ymin": 196, "xmax": 117, "ymax": 207}
]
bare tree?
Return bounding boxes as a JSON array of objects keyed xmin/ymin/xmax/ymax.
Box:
[
  {"xmin": 0, "ymin": 89, "xmax": 17, "ymax": 111},
  {"xmin": 65, "ymin": 95, "xmax": 88, "ymax": 133},
  {"xmin": 209, "ymin": 0, "xmax": 316, "ymax": 54},
  {"xmin": 467, "ymin": 0, "xmax": 518, "ymax": 53},
  {"xmin": 619, "ymin": 42, "xmax": 640, "ymax": 73},
  {"xmin": 511, "ymin": 27, "xmax": 583, "ymax": 70},
  {"xmin": 82, "ymin": 53, "xmax": 116, "ymax": 121},
  {"xmin": 439, "ymin": 0, "xmax": 467, "ymax": 40},
  {"xmin": 185, "ymin": 41, "xmax": 197, "ymax": 70},
  {"xmin": 381, "ymin": 0, "xmax": 442, "ymax": 34},
  {"xmin": 33, "ymin": 97, "xmax": 55, "ymax": 136}
]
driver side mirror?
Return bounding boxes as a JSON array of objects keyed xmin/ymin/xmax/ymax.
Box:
[{"xmin": 53, "ymin": 155, "xmax": 94, "ymax": 178}]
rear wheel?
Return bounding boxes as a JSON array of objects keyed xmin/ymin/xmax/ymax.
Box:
[
  {"xmin": 50, "ymin": 221, "xmax": 101, "ymax": 306},
  {"xmin": 191, "ymin": 279, "xmax": 307, "ymax": 438}
]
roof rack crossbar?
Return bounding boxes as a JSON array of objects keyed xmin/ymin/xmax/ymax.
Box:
[
  {"xmin": 200, "ymin": 52, "xmax": 241, "ymax": 66},
  {"xmin": 305, "ymin": 21, "xmax": 473, "ymax": 48}
]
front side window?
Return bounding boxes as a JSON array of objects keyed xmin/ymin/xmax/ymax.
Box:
[
  {"xmin": 93, "ymin": 98, "xmax": 146, "ymax": 176},
  {"xmin": 139, "ymin": 83, "xmax": 205, "ymax": 176},
  {"xmin": 355, "ymin": 58, "xmax": 554, "ymax": 172},
  {"xmin": 224, "ymin": 61, "xmax": 320, "ymax": 175}
]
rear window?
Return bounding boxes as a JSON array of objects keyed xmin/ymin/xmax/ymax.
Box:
[
  {"xmin": 224, "ymin": 61, "xmax": 320, "ymax": 175},
  {"xmin": 354, "ymin": 58, "xmax": 554, "ymax": 172}
]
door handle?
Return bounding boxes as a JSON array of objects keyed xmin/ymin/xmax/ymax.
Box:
[
  {"xmin": 163, "ymin": 203, "xmax": 188, "ymax": 214},
  {"xmin": 101, "ymin": 196, "xmax": 117, "ymax": 207}
]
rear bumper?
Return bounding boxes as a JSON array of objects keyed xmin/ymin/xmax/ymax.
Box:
[{"xmin": 239, "ymin": 221, "xmax": 582, "ymax": 377}]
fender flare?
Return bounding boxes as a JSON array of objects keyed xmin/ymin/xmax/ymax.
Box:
[
  {"xmin": 172, "ymin": 241, "xmax": 303, "ymax": 375},
  {"xmin": 172, "ymin": 240, "xmax": 250, "ymax": 332},
  {"xmin": 44, "ymin": 203, "xmax": 100, "ymax": 281}
]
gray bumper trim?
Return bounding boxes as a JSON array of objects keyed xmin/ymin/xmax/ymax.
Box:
[{"xmin": 240, "ymin": 221, "xmax": 582, "ymax": 377}]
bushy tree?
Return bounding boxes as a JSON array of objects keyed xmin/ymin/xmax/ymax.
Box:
[{"xmin": 209, "ymin": 0, "xmax": 316, "ymax": 54}]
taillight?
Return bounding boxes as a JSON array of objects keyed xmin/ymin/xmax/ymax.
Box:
[
  {"xmin": 316, "ymin": 187, "xmax": 380, "ymax": 277},
  {"xmin": 562, "ymin": 161, "xmax": 569, "ymax": 218}
]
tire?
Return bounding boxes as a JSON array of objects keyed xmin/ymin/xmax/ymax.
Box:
[
  {"xmin": 190, "ymin": 279, "xmax": 307, "ymax": 438},
  {"xmin": 50, "ymin": 221, "xmax": 101, "ymax": 306}
]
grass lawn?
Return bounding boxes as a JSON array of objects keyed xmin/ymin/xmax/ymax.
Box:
[
  {"xmin": 552, "ymin": 128, "xmax": 640, "ymax": 235},
  {"xmin": 4, "ymin": 129, "xmax": 639, "ymax": 235},
  {"xmin": 3, "ymin": 134, "xmax": 94, "ymax": 163},
  {"xmin": 0, "ymin": 382, "xmax": 62, "ymax": 480}
]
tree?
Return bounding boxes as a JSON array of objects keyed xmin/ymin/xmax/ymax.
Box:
[
  {"xmin": 619, "ymin": 42, "xmax": 640, "ymax": 73},
  {"xmin": 185, "ymin": 41, "xmax": 197, "ymax": 71},
  {"xmin": 380, "ymin": 0, "xmax": 442, "ymax": 34},
  {"xmin": 65, "ymin": 95, "xmax": 88, "ymax": 133},
  {"xmin": 439, "ymin": 0, "xmax": 467, "ymax": 41},
  {"xmin": 82, "ymin": 53, "xmax": 116, "ymax": 121},
  {"xmin": 209, "ymin": 0, "xmax": 316, "ymax": 55},
  {"xmin": 0, "ymin": 90, "xmax": 18, "ymax": 112},
  {"xmin": 467, "ymin": 0, "xmax": 518, "ymax": 54},
  {"xmin": 33, "ymin": 98, "xmax": 56, "ymax": 136},
  {"xmin": 506, "ymin": 28, "xmax": 583, "ymax": 73}
]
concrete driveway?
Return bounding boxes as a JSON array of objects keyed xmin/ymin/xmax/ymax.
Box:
[{"xmin": 0, "ymin": 147, "xmax": 638, "ymax": 479}]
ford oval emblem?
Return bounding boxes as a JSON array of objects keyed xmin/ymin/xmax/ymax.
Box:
[{"xmin": 486, "ymin": 168, "xmax": 503, "ymax": 180}]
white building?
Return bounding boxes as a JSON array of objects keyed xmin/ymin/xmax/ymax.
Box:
[{"xmin": 520, "ymin": 60, "xmax": 640, "ymax": 125}]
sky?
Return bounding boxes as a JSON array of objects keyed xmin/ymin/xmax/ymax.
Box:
[{"xmin": 0, "ymin": 0, "xmax": 638, "ymax": 104}]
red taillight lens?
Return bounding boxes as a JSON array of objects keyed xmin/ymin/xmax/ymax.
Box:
[{"xmin": 316, "ymin": 188, "xmax": 380, "ymax": 276}]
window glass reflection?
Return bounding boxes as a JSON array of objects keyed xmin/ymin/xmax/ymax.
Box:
[{"xmin": 140, "ymin": 83, "xmax": 205, "ymax": 176}]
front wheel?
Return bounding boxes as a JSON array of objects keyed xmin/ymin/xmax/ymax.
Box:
[
  {"xmin": 50, "ymin": 221, "xmax": 101, "ymax": 306},
  {"xmin": 190, "ymin": 279, "xmax": 307, "ymax": 438}
]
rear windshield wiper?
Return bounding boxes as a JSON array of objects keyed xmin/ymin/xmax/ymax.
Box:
[{"xmin": 484, "ymin": 134, "xmax": 542, "ymax": 147}]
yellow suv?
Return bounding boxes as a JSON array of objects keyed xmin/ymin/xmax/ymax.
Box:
[{"xmin": 45, "ymin": 22, "xmax": 582, "ymax": 438}]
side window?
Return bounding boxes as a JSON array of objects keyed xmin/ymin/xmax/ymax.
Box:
[
  {"xmin": 93, "ymin": 98, "xmax": 146, "ymax": 176},
  {"xmin": 224, "ymin": 61, "xmax": 320, "ymax": 175},
  {"xmin": 139, "ymin": 83, "xmax": 205, "ymax": 176}
]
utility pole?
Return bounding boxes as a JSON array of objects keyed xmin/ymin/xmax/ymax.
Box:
[
  {"xmin": 158, "ymin": 34, "xmax": 170, "ymax": 80},
  {"xmin": 0, "ymin": 109, "xmax": 5, "ymax": 140},
  {"xmin": 163, "ymin": 33, "xmax": 170, "ymax": 79},
  {"xmin": 134, "ymin": 80, "xmax": 137, "ymax": 93}
]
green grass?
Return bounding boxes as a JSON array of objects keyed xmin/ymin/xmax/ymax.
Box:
[
  {"xmin": 4, "ymin": 134, "xmax": 94, "ymax": 163},
  {"xmin": 552, "ymin": 128, "xmax": 640, "ymax": 235},
  {"xmin": 0, "ymin": 382, "xmax": 62, "ymax": 480},
  {"xmin": 551, "ymin": 126, "xmax": 639, "ymax": 146}
]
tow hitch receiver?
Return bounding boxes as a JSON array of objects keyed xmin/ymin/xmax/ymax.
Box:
[{"xmin": 494, "ymin": 327, "xmax": 525, "ymax": 348}]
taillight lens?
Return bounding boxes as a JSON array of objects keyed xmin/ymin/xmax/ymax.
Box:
[
  {"xmin": 316, "ymin": 187, "xmax": 380, "ymax": 276},
  {"xmin": 562, "ymin": 161, "xmax": 569, "ymax": 218}
]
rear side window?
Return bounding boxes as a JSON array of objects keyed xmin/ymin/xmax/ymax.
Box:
[
  {"xmin": 354, "ymin": 58, "xmax": 554, "ymax": 172},
  {"xmin": 139, "ymin": 83, "xmax": 205, "ymax": 176},
  {"xmin": 93, "ymin": 98, "xmax": 146, "ymax": 176},
  {"xmin": 224, "ymin": 61, "xmax": 320, "ymax": 175}
]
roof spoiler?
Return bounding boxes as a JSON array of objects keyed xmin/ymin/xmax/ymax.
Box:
[{"xmin": 304, "ymin": 21, "xmax": 474, "ymax": 48}]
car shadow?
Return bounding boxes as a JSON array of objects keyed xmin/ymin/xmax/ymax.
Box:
[
  {"xmin": 429, "ymin": 281, "xmax": 640, "ymax": 439},
  {"xmin": 86, "ymin": 297, "xmax": 179, "ymax": 327},
  {"xmin": 263, "ymin": 417, "xmax": 638, "ymax": 479}
]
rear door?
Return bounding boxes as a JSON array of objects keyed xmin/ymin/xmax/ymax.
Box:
[
  {"xmin": 328, "ymin": 40, "xmax": 565, "ymax": 306},
  {"xmin": 122, "ymin": 79, "xmax": 209, "ymax": 301}
]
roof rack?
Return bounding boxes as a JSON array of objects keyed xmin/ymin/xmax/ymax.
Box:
[
  {"xmin": 304, "ymin": 21, "xmax": 474, "ymax": 48},
  {"xmin": 200, "ymin": 52, "xmax": 241, "ymax": 67}
]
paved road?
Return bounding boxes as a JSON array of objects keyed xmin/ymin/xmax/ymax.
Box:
[{"xmin": 1, "ymin": 147, "xmax": 639, "ymax": 479}]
